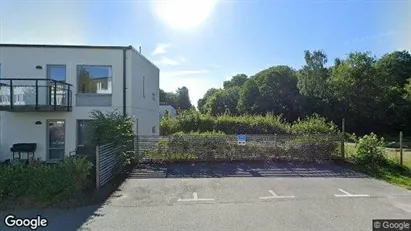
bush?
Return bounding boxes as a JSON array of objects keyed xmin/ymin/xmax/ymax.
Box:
[
  {"xmin": 352, "ymin": 133, "xmax": 388, "ymax": 165},
  {"xmin": 160, "ymin": 110, "xmax": 335, "ymax": 135},
  {"xmin": 0, "ymin": 157, "xmax": 92, "ymax": 202},
  {"xmin": 148, "ymin": 133, "xmax": 338, "ymax": 161}
]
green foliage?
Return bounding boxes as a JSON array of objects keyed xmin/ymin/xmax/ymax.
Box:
[
  {"xmin": 290, "ymin": 114, "xmax": 338, "ymax": 135},
  {"xmin": 89, "ymin": 109, "xmax": 134, "ymax": 146},
  {"xmin": 147, "ymin": 133, "xmax": 338, "ymax": 161},
  {"xmin": 195, "ymin": 49, "xmax": 411, "ymax": 135},
  {"xmin": 352, "ymin": 133, "xmax": 388, "ymax": 165},
  {"xmin": 160, "ymin": 109, "xmax": 337, "ymax": 135},
  {"xmin": 89, "ymin": 109, "xmax": 135, "ymax": 164},
  {"xmin": 0, "ymin": 157, "xmax": 92, "ymax": 202}
]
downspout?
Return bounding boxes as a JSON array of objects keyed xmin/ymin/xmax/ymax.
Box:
[{"xmin": 122, "ymin": 47, "xmax": 128, "ymax": 117}]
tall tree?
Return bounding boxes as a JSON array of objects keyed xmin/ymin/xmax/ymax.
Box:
[
  {"xmin": 205, "ymin": 87, "xmax": 240, "ymax": 115},
  {"xmin": 237, "ymin": 79, "xmax": 261, "ymax": 114},
  {"xmin": 253, "ymin": 65, "xmax": 302, "ymax": 120},
  {"xmin": 197, "ymin": 88, "xmax": 219, "ymax": 113},
  {"xmin": 175, "ymin": 87, "xmax": 192, "ymax": 110},
  {"xmin": 223, "ymin": 74, "xmax": 248, "ymax": 89}
]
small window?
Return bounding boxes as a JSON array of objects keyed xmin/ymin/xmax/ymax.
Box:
[
  {"xmin": 152, "ymin": 93, "xmax": 156, "ymax": 101},
  {"xmin": 143, "ymin": 76, "xmax": 146, "ymax": 97},
  {"xmin": 152, "ymin": 126, "xmax": 156, "ymax": 134}
]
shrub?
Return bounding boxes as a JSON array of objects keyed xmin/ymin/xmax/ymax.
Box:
[
  {"xmin": 352, "ymin": 133, "xmax": 388, "ymax": 165},
  {"xmin": 0, "ymin": 157, "xmax": 92, "ymax": 202},
  {"xmin": 160, "ymin": 111, "xmax": 334, "ymax": 135}
]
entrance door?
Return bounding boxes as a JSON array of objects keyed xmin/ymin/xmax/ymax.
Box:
[{"xmin": 47, "ymin": 120, "xmax": 66, "ymax": 160}]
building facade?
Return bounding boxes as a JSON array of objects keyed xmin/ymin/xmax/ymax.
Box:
[{"xmin": 0, "ymin": 44, "xmax": 159, "ymax": 162}]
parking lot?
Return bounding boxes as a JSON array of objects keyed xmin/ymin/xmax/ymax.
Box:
[
  {"xmin": 1, "ymin": 162, "xmax": 410, "ymax": 231},
  {"xmin": 79, "ymin": 162, "xmax": 411, "ymax": 231}
]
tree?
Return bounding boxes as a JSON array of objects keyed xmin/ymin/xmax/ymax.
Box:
[
  {"xmin": 205, "ymin": 87, "xmax": 240, "ymax": 115},
  {"xmin": 175, "ymin": 87, "xmax": 192, "ymax": 110},
  {"xmin": 223, "ymin": 74, "xmax": 248, "ymax": 89},
  {"xmin": 197, "ymin": 88, "xmax": 219, "ymax": 113},
  {"xmin": 253, "ymin": 65, "xmax": 302, "ymax": 120},
  {"xmin": 237, "ymin": 79, "xmax": 261, "ymax": 114},
  {"xmin": 297, "ymin": 50, "xmax": 330, "ymax": 99},
  {"xmin": 375, "ymin": 50, "xmax": 411, "ymax": 87}
]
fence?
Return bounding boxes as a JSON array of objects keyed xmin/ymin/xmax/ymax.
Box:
[
  {"xmin": 95, "ymin": 143, "xmax": 131, "ymax": 188},
  {"xmin": 135, "ymin": 134, "xmax": 342, "ymax": 163}
]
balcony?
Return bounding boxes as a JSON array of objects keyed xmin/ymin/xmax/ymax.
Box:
[{"xmin": 0, "ymin": 78, "xmax": 73, "ymax": 112}]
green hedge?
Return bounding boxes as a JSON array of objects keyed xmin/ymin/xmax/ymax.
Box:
[
  {"xmin": 160, "ymin": 110, "xmax": 338, "ymax": 136},
  {"xmin": 0, "ymin": 157, "xmax": 93, "ymax": 203}
]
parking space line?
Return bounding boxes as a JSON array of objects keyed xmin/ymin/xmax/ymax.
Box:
[
  {"xmin": 334, "ymin": 188, "xmax": 369, "ymax": 197},
  {"xmin": 177, "ymin": 192, "xmax": 215, "ymax": 202},
  {"xmin": 260, "ymin": 190, "xmax": 295, "ymax": 200}
]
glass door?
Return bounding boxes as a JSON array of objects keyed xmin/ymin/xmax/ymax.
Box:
[
  {"xmin": 47, "ymin": 120, "xmax": 66, "ymax": 160},
  {"xmin": 47, "ymin": 65, "xmax": 66, "ymax": 106}
]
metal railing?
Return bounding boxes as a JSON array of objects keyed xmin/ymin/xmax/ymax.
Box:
[{"xmin": 0, "ymin": 78, "xmax": 73, "ymax": 111}]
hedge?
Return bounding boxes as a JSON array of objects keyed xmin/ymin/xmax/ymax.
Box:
[
  {"xmin": 160, "ymin": 110, "xmax": 338, "ymax": 136},
  {"xmin": 0, "ymin": 157, "xmax": 92, "ymax": 203},
  {"xmin": 144, "ymin": 133, "xmax": 339, "ymax": 162}
]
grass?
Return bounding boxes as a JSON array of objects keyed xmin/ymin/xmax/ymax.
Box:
[
  {"xmin": 343, "ymin": 143, "xmax": 411, "ymax": 190},
  {"xmin": 345, "ymin": 143, "xmax": 411, "ymax": 168}
]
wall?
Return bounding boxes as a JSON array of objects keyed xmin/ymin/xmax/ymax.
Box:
[{"xmin": 130, "ymin": 49, "xmax": 160, "ymax": 136}]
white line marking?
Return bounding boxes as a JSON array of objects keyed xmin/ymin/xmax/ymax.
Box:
[
  {"xmin": 260, "ymin": 190, "xmax": 295, "ymax": 200},
  {"xmin": 334, "ymin": 188, "xmax": 369, "ymax": 197},
  {"xmin": 177, "ymin": 192, "xmax": 214, "ymax": 202}
]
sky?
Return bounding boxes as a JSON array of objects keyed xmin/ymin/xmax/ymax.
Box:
[{"xmin": 0, "ymin": 0, "xmax": 410, "ymax": 107}]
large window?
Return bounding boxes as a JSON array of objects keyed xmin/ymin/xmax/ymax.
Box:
[{"xmin": 77, "ymin": 65, "xmax": 112, "ymax": 94}]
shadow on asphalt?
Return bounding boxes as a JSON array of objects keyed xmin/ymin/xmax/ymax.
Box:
[{"xmin": 130, "ymin": 161, "xmax": 368, "ymax": 179}]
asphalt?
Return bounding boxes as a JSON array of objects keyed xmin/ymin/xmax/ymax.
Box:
[{"xmin": 1, "ymin": 162, "xmax": 411, "ymax": 231}]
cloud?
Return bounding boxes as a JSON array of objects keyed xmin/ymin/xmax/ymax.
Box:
[
  {"xmin": 161, "ymin": 69, "xmax": 209, "ymax": 79},
  {"xmin": 151, "ymin": 43, "xmax": 171, "ymax": 56},
  {"xmin": 0, "ymin": 1, "xmax": 88, "ymax": 44},
  {"xmin": 153, "ymin": 56, "xmax": 186, "ymax": 66},
  {"xmin": 349, "ymin": 30, "xmax": 400, "ymax": 44}
]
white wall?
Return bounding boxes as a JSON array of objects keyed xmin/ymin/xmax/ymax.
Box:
[
  {"xmin": 0, "ymin": 46, "xmax": 159, "ymax": 161},
  {"xmin": 130, "ymin": 49, "xmax": 160, "ymax": 136}
]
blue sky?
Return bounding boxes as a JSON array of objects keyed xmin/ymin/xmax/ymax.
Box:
[{"xmin": 0, "ymin": 0, "xmax": 410, "ymax": 106}]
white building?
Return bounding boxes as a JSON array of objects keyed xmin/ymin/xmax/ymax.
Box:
[
  {"xmin": 159, "ymin": 105, "xmax": 177, "ymax": 119},
  {"xmin": 0, "ymin": 44, "xmax": 160, "ymax": 162}
]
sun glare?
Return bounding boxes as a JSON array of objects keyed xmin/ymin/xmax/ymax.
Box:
[{"xmin": 153, "ymin": 0, "xmax": 219, "ymax": 30}]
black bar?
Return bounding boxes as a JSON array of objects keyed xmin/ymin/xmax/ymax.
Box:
[
  {"xmin": 53, "ymin": 81, "xmax": 57, "ymax": 110},
  {"xmin": 67, "ymin": 86, "xmax": 70, "ymax": 111},
  {"xmin": 0, "ymin": 78, "xmax": 73, "ymax": 86},
  {"xmin": 9, "ymin": 79, "xmax": 13, "ymax": 111},
  {"xmin": 35, "ymin": 80, "xmax": 39, "ymax": 109}
]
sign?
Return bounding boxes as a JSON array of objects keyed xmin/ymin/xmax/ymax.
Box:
[{"xmin": 237, "ymin": 135, "xmax": 246, "ymax": 145}]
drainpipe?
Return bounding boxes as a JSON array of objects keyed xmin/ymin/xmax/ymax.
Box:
[{"xmin": 122, "ymin": 47, "xmax": 128, "ymax": 117}]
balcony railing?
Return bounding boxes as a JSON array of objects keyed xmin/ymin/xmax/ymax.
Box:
[{"xmin": 0, "ymin": 78, "xmax": 73, "ymax": 112}]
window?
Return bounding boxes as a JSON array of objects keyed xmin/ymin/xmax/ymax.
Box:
[
  {"xmin": 143, "ymin": 76, "xmax": 146, "ymax": 97},
  {"xmin": 152, "ymin": 93, "xmax": 156, "ymax": 101},
  {"xmin": 77, "ymin": 65, "xmax": 112, "ymax": 94},
  {"xmin": 152, "ymin": 126, "xmax": 156, "ymax": 134}
]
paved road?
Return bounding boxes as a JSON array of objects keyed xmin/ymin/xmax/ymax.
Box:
[{"xmin": 1, "ymin": 162, "xmax": 411, "ymax": 231}]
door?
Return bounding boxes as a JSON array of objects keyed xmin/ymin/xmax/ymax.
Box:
[
  {"xmin": 77, "ymin": 120, "xmax": 96, "ymax": 163},
  {"xmin": 47, "ymin": 120, "xmax": 66, "ymax": 160},
  {"xmin": 47, "ymin": 65, "xmax": 66, "ymax": 106}
]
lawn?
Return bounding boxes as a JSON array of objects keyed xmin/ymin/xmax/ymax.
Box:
[
  {"xmin": 344, "ymin": 143, "xmax": 411, "ymax": 190},
  {"xmin": 345, "ymin": 143, "xmax": 411, "ymax": 169}
]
